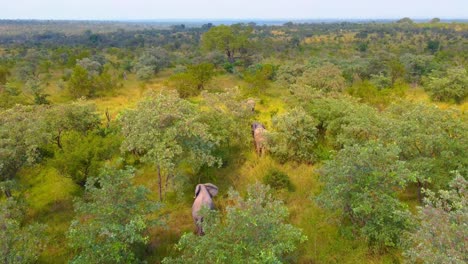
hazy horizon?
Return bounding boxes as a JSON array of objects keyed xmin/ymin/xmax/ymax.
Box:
[{"xmin": 1, "ymin": 0, "xmax": 467, "ymax": 20}]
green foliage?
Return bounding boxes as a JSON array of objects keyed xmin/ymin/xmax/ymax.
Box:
[
  {"xmin": 168, "ymin": 63, "xmax": 215, "ymax": 98},
  {"xmin": 307, "ymin": 96, "xmax": 386, "ymax": 148},
  {"xmin": 0, "ymin": 105, "xmax": 49, "ymax": 193},
  {"xmin": 68, "ymin": 65, "xmax": 118, "ymax": 98},
  {"xmin": 0, "ymin": 66, "xmax": 10, "ymax": 85},
  {"xmin": 291, "ymin": 63, "xmax": 346, "ymax": 96},
  {"xmin": 68, "ymin": 65, "xmax": 94, "ymax": 98},
  {"xmin": 202, "ymin": 25, "xmax": 252, "ymax": 63},
  {"xmin": 68, "ymin": 166, "xmax": 159, "ymax": 264},
  {"xmin": 269, "ymin": 107, "xmax": 318, "ymax": 163},
  {"xmin": 164, "ymin": 183, "xmax": 306, "ymax": 263},
  {"xmin": 52, "ymin": 130, "xmax": 121, "ymax": 186},
  {"xmin": 0, "ymin": 198, "xmax": 47, "ymax": 263},
  {"xmin": 386, "ymin": 102, "xmax": 468, "ymax": 194},
  {"xmin": 120, "ymin": 91, "xmax": 221, "ymax": 200},
  {"xmin": 244, "ymin": 64, "xmax": 276, "ymax": 91},
  {"xmin": 425, "ymin": 67, "xmax": 468, "ymax": 103},
  {"xmin": 405, "ymin": 173, "xmax": 467, "ymax": 263},
  {"xmin": 25, "ymin": 77, "xmax": 50, "ymax": 105},
  {"xmin": 263, "ymin": 169, "xmax": 294, "ymax": 191},
  {"xmin": 200, "ymin": 87, "xmax": 255, "ymax": 147},
  {"xmin": 43, "ymin": 103, "xmax": 101, "ymax": 149},
  {"xmin": 135, "ymin": 47, "xmax": 170, "ymax": 80},
  {"xmin": 318, "ymin": 142, "xmax": 415, "ymax": 250}
]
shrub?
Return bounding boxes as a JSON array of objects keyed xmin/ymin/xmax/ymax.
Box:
[{"xmin": 263, "ymin": 169, "xmax": 294, "ymax": 191}]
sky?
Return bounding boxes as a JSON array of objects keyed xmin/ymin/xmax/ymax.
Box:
[{"xmin": 1, "ymin": 0, "xmax": 467, "ymax": 20}]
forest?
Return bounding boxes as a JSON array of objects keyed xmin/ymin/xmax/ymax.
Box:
[{"xmin": 0, "ymin": 18, "xmax": 467, "ymax": 263}]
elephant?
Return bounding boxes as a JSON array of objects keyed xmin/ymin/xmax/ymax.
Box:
[
  {"xmin": 246, "ymin": 98, "xmax": 256, "ymax": 112},
  {"xmin": 251, "ymin": 122, "xmax": 267, "ymax": 156},
  {"xmin": 192, "ymin": 183, "xmax": 218, "ymax": 235}
]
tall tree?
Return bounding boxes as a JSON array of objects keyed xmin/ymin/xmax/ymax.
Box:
[
  {"xmin": 202, "ymin": 25, "xmax": 252, "ymax": 63},
  {"xmin": 318, "ymin": 141, "xmax": 414, "ymax": 250},
  {"xmin": 120, "ymin": 91, "xmax": 221, "ymax": 201}
]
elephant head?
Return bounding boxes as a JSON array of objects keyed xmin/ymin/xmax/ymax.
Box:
[
  {"xmin": 192, "ymin": 183, "xmax": 218, "ymax": 235},
  {"xmin": 251, "ymin": 122, "xmax": 267, "ymax": 156}
]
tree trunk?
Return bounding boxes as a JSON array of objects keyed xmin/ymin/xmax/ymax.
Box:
[
  {"xmin": 4, "ymin": 188, "xmax": 11, "ymax": 198},
  {"xmin": 56, "ymin": 129, "xmax": 63, "ymax": 149},
  {"xmin": 157, "ymin": 166, "xmax": 162, "ymax": 202},
  {"xmin": 417, "ymin": 180, "xmax": 423, "ymax": 204}
]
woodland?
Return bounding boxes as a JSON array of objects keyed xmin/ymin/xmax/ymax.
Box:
[{"xmin": 0, "ymin": 18, "xmax": 467, "ymax": 263}]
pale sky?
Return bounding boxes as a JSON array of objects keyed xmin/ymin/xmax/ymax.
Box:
[{"xmin": 1, "ymin": 0, "xmax": 467, "ymax": 20}]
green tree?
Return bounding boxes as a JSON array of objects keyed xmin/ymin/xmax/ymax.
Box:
[
  {"xmin": 405, "ymin": 173, "xmax": 467, "ymax": 263},
  {"xmin": 0, "ymin": 198, "xmax": 47, "ymax": 263},
  {"xmin": 318, "ymin": 142, "xmax": 414, "ymax": 250},
  {"xmin": 52, "ymin": 130, "xmax": 121, "ymax": 186},
  {"xmin": 120, "ymin": 91, "xmax": 221, "ymax": 201},
  {"xmin": 44, "ymin": 103, "xmax": 100, "ymax": 149},
  {"xmin": 163, "ymin": 183, "xmax": 306, "ymax": 263},
  {"xmin": 386, "ymin": 102, "xmax": 468, "ymax": 201},
  {"xmin": 244, "ymin": 64, "xmax": 276, "ymax": 92},
  {"xmin": 425, "ymin": 67, "xmax": 468, "ymax": 103},
  {"xmin": 68, "ymin": 166, "xmax": 159, "ymax": 264},
  {"xmin": 0, "ymin": 105, "xmax": 49, "ymax": 197},
  {"xmin": 292, "ymin": 63, "xmax": 346, "ymax": 95},
  {"xmin": 202, "ymin": 25, "xmax": 252, "ymax": 63},
  {"xmin": 168, "ymin": 63, "xmax": 215, "ymax": 98},
  {"xmin": 68, "ymin": 65, "xmax": 93, "ymax": 98},
  {"xmin": 269, "ymin": 107, "xmax": 318, "ymax": 163}
]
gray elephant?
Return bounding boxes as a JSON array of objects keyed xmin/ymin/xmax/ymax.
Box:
[
  {"xmin": 251, "ymin": 122, "xmax": 267, "ymax": 156},
  {"xmin": 192, "ymin": 183, "xmax": 218, "ymax": 235}
]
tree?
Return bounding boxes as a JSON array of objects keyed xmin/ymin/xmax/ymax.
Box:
[
  {"xmin": 67, "ymin": 166, "xmax": 159, "ymax": 264},
  {"xmin": 186, "ymin": 63, "xmax": 215, "ymax": 90},
  {"xmin": 318, "ymin": 142, "xmax": 414, "ymax": 250},
  {"xmin": 168, "ymin": 63, "xmax": 215, "ymax": 98},
  {"xmin": 405, "ymin": 173, "xmax": 467, "ymax": 263},
  {"xmin": 163, "ymin": 183, "xmax": 306, "ymax": 263},
  {"xmin": 293, "ymin": 63, "xmax": 346, "ymax": 94},
  {"xmin": 269, "ymin": 107, "xmax": 319, "ymax": 163},
  {"xmin": 200, "ymin": 87, "xmax": 255, "ymax": 147},
  {"xmin": 25, "ymin": 77, "xmax": 50, "ymax": 105},
  {"xmin": 68, "ymin": 65, "xmax": 93, "ymax": 98},
  {"xmin": 0, "ymin": 198, "xmax": 47, "ymax": 263},
  {"xmin": 386, "ymin": 102, "xmax": 468, "ymax": 201},
  {"xmin": 0, "ymin": 105, "xmax": 49, "ymax": 197},
  {"xmin": 120, "ymin": 91, "xmax": 221, "ymax": 201},
  {"xmin": 425, "ymin": 67, "xmax": 468, "ymax": 103},
  {"xmin": 52, "ymin": 131, "xmax": 121, "ymax": 186},
  {"xmin": 243, "ymin": 64, "xmax": 276, "ymax": 91},
  {"xmin": 44, "ymin": 103, "xmax": 100, "ymax": 150},
  {"xmin": 202, "ymin": 25, "xmax": 252, "ymax": 63},
  {"xmin": 134, "ymin": 47, "xmax": 170, "ymax": 80}
]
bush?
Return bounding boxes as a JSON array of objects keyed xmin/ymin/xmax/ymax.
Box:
[
  {"xmin": 263, "ymin": 169, "xmax": 294, "ymax": 191},
  {"xmin": 425, "ymin": 67, "xmax": 468, "ymax": 103}
]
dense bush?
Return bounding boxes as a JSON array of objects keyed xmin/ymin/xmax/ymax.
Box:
[
  {"xmin": 318, "ymin": 142, "xmax": 414, "ymax": 250},
  {"xmin": 263, "ymin": 169, "xmax": 294, "ymax": 191},
  {"xmin": 405, "ymin": 173, "xmax": 467, "ymax": 263},
  {"xmin": 425, "ymin": 67, "xmax": 468, "ymax": 103},
  {"xmin": 269, "ymin": 107, "xmax": 318, "ymax": 163}
]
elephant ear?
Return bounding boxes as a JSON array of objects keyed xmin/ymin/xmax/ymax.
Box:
[
  {"xmin": 195, "ymin": 184, "xmax": 202, "ymax": 198},
  {"xmin": 204, "ymin": 183, "xmax": 218, "ymax": 197}
]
